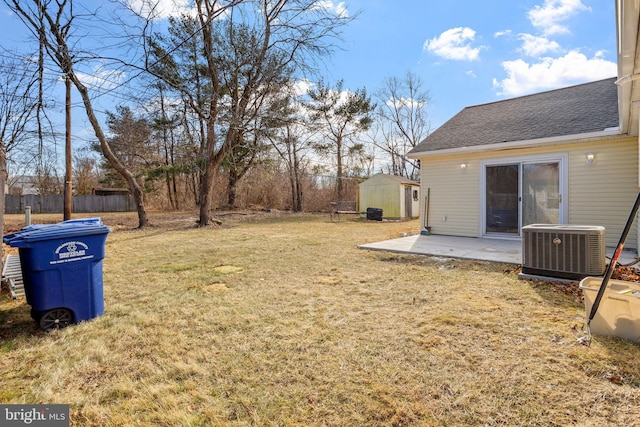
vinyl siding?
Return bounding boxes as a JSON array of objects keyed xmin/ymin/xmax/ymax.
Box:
[
  {"xmin": 419, "ymin": 137, "xmax": 638, "ymax": 249},
  {"xmin": 421, "ymin": 159, "xmax": 481, "ymax": 237},
  {"xmin": 568, "ymin": 138, "xmax": 637, "ymax": 249}
]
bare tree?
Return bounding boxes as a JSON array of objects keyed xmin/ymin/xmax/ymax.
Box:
[
  {"xmin": 144, "ymin": 0, "xmax": 354, "ymax": 226},
  {"xmin": 373, "ymin": 71, "xmax": 430, "ymax": 180},
  {"xmin": 141, "ymin": 83, "xmax": 202, "ymax": 210},
  {"xmin": 73, "ymin": 151, "xmax": 101, "ymax": 195},
  {"xmin": 269, "ymin": 120, "xmax": 311, "ymax": 212},
  {"xmin": 0, "ymin": 56, "xmax": 41, "ymax": 262},
  {"xmin": 31, "ymin": 152, "xmax": 63, "ymax": 195},
  {"xmin": 221, "ymin": 84, "xmax": 294, "ymax": 208},
  {"xmin": 7, "ymin": 0, "xmax": 150, "ymax": 228},
  {"xmin": 262, "ymin": 83, "xmax": 318, "ymax": 212}
]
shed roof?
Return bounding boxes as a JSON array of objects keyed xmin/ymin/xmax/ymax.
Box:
[
  {"xmin": 361, "ymin": 173, "xmax": 419, "ymax": 186},
  {"xmin": 409, "ymin": 77, "xmax": 619, "ymax": 155}
]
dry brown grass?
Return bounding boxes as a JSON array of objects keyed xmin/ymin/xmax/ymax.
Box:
[{"xmin": 1, "ymin": 211, "xmax": 640, "ymax": 426}]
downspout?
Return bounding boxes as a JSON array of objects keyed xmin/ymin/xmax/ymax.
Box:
[{"xmin": 618, "ymin": 75, "xmax": 640, "ymax": 254}]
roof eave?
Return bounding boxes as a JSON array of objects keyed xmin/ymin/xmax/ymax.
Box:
[{"xmin": 407, "ymin": 128, "xmax": 626, "ymax": 159}]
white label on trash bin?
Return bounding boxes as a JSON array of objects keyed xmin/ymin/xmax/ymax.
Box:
[{"xmin": 50, "ymin": 241, "xmax": 93, "ymax": 264}]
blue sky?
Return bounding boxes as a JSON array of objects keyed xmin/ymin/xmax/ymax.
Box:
[
  {"xmin": 0, "ymin": 0, "xmax": 618, "ymax": 137},
  {"xmin": 324, "ymin": 0, "xmax": 617, "ymax": 129}
]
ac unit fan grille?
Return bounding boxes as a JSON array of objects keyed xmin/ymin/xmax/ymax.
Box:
[{"xmin": 522, "ymin": 225, "xmax": 605, "ymax": 279}]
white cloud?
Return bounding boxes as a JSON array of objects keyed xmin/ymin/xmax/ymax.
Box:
[
  {"xmin": 518, "ymin": 34, "xmax": 561, "ymax": 57},
  {"xmin": 466, "ymin": 70, "xmax": 477, "ymax": 78},
  {"xmin": 127, "ymin": 0, "xmax": 192, "ymax": 20},
  {"xmin": 494, "ymin": 30, "xmax": 512, "ymax": 38},
  {"xmin": 527, "ymin": 0, "xmax": 591, "ymax": 36},
  {"xmin": 315, "ymin": 1, "xmax": 349, "ymax": 18},
  {"xmin": 492, "ymin": 50, "xmax": 616, "ymax": 96},
  {"xmin": 76, "ymin": 67, "xmax": 126, "ymax": 91},
  {"xmin": 293, "ymin": 79, "xmax": 313, "ymax": 97},
  {"xmin": 424, "ymin": 27, "xmax": 484, "ymax": 61}
]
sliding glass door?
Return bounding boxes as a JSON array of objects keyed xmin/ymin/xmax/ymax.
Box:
[
  {"xmin": 486, "ymin": 164, "xmax": 519, "ymax": 234},
  {"xmin": 484, "ymin": 159, "xmax": 562, "ymax": 236},
  {"xmin": 522, "ymin": 162, "xmax": 560, "ymax": 226}
]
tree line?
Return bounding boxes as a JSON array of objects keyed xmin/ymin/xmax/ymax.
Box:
[{"xmin": 0, "ymin": 0, "xmax": 430, "ymax": 228}]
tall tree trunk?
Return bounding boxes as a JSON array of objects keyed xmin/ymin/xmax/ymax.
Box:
[
  {"xmin": 159, "ymin": 85, "xmax": 178, "ymax": 210},
  {"xmin": 227, "ymin": 170, "xmax": 239, "ymax": 208},
  {"xmin": 165, "ymin": 171, "xmax": 175, "ymax": 209},
  {"xmin": 336, "ymin": 136, "xmax": 343, "ymax": 200},
  {"xmin": 198, "ymin": 127, "xmax": 218, "ymax": 226},
  {"xmin": 9, "ymin": 1, "xmax": 150, "ymax": 228},
  {"xmin": 196, "ymin": 0, "xmax": 219, "ymax": 227},
  {"xmin": 190, "ymin": 173, "xmax": 199, "ymax": 206},
  {"xmin": 198, "ymin": 168, "xmax": 213, "ymax": 225},
  {"xmin": 293, "ymin": 152, "xmax": 303, "ymax": 212},
  {"xmin": 288, "ymin": 163, "xmax": 296, "ymax": 211},
  {"xmin": 71, "ymin": 76, "xmax": 149, "ymax": 228},
  {"xmin": 171, "ymin": 173, "xmax": 179, "ymax": 210},
  {"xmin": 0, "ymin": 145, "xmax": 7, "ymax": 272}
]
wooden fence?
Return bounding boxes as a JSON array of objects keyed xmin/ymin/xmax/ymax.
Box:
[{"xmin": 5, "ymin": 194, "xmax": 136, "ymax": 214}]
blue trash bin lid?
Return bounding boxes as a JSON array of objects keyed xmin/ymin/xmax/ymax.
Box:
[{"xmin": 3, "ymin": 217, "xmax": 110, "ymax": 247}]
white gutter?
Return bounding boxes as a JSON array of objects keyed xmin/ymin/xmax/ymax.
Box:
[
  {"xmin": 616, "ymin": 0, "xmax": 640, "ymax": 135},
  {"xmin": 407, "ymin": 128, "xmax": 626, "ymax": 159},
  {"xmin": 615, "ymin": 73, "xmax": 640, "ymax": 85}
]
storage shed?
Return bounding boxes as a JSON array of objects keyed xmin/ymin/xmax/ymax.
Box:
[{"xmin": 358, "ymin": 173, "xmax": 420, "ymax": 220}]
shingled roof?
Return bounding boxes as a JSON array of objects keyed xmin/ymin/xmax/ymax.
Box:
[{"xmin": 409, "ymin": 77, "xmax": 619, "ymax": 155}]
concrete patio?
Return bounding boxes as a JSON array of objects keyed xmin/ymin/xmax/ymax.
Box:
[{"xmin": 358, "ymin": 233, "xmax": 638, "ymax": 266}]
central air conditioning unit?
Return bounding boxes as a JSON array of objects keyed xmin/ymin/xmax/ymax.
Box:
[{"xmin": 522, "ymin": 224, "xmax": 606, "ymax": 280}]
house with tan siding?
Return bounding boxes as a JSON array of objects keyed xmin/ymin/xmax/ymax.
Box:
[{"xmin": 407, "ymin": 0, "xmax": 640, "ymax": 251}]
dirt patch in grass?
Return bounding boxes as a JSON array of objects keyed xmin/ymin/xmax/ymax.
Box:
[{"xmin": 1, "ymin": 211, "xmax": 640, "ymax": 426}]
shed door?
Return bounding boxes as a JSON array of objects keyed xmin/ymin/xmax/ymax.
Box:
[{"xmin": 404, "ymin": 186, "xmax": 412, "ymax": 218}]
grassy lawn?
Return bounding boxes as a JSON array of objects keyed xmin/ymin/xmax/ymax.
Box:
[{"xmin": 1, "ymin": 211, "xmax": 640, "ymax": 426}]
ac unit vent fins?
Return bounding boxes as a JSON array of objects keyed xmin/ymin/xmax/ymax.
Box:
[{"xmin": 522, "ymin": 224, "xmax": 605, "ymax": 280}]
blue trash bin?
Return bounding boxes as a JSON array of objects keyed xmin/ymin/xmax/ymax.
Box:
[{"xmin": 3, "ymin": 218, "xmax": 110, "ymax": 330}]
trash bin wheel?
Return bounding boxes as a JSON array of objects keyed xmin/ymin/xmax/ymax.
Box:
[{"xmin": 39, "ymin": 308, "xmax": 73, "ymax": 331}]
